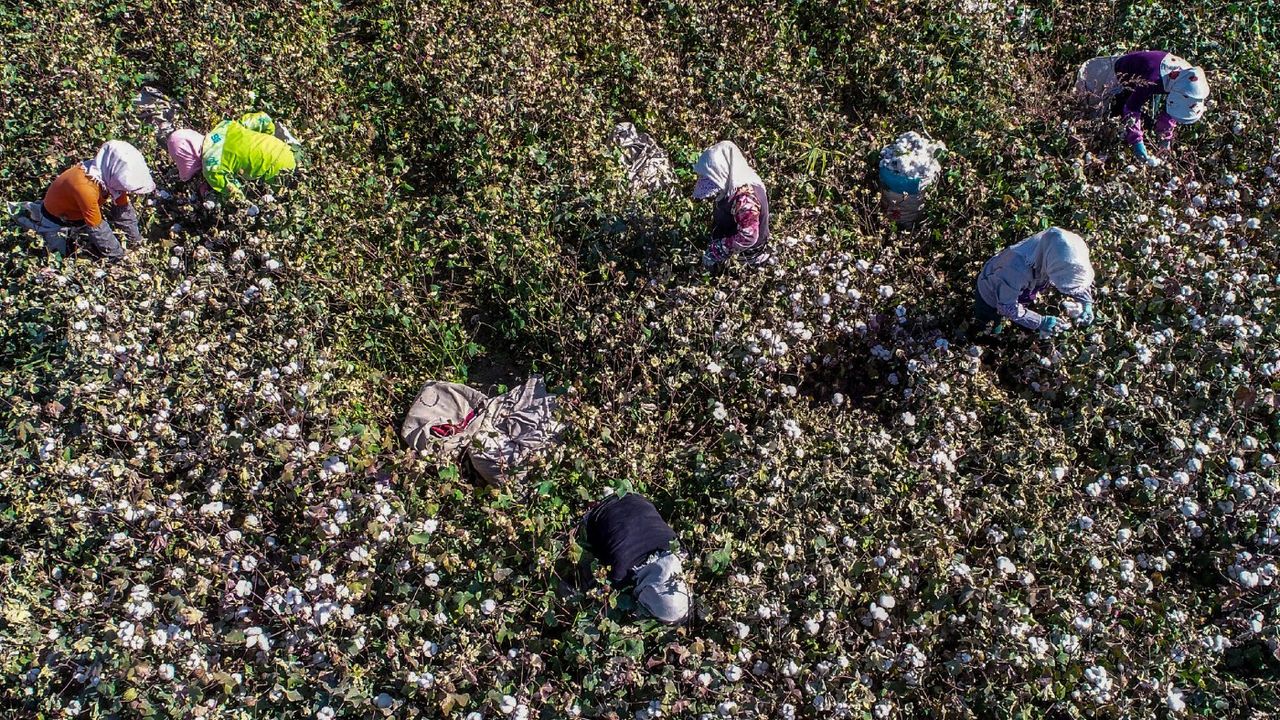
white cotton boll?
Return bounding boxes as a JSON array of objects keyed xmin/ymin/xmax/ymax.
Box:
[
  {"xmin": 725, "ymin": 664, "xmax": 743, "ymax": 682},
  {"xmin": 1167, "ymin": 688, "xmax": 1186, "ymax": 713},
  {"xmin": 481, "ymin": 598, "xmax": 497, "ymax": 615},
  {"xmin": 996, "ymin": 556, "xmax": 1016, "ymax": 575}
]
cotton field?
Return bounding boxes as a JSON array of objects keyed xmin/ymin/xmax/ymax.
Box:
[{"xmin": 1, "ymin": 1, "xmax": 1277, "ymax": 718}]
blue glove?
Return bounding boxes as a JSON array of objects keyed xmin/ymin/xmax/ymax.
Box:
[
  {"xmin": 1077, "ymin": 302, "xmax": 1095, "ymax": 327},
  {"xmin": 1132, "ymin": 141, "xmax": 1162, "ymax": 167},
  {"xmin": 1039, "ymin": 316, "xmax": 1065, "ymax": 338}
]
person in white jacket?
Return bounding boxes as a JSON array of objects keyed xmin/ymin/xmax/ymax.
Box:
[{"xmin": 975, "ymin": 227, "xmax": 1097, "ymax": 336}]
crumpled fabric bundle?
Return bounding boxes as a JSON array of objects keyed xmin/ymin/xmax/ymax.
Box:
[
  {"xmin": 469, "ymin": 377, "xmax": 563, "ymax": 484},
  {"xmin": 400, "ymin": 381, "xmax": 491, "ymax": 456},
  {"xmin": 609, "ymin": 122, "xmax": 675, "ymax": 194},
  {"xmin": 136, "ymin": 85, "xmax": 178, "ymax": 136},
  {"xmin": 400, "ymin": 376, "xmax": 562, "ymax": 484}
]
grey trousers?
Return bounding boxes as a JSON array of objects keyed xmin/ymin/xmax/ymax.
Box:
[{"xmin": 13, "ymin": 202, "xmax": 136, "ymax": 260}]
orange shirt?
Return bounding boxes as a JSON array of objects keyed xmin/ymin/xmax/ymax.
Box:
[{"xmin": 42, "ymin": 164, "xmax": 128, "ymax": 226}]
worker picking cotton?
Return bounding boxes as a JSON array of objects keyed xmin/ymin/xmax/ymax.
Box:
[
  {"xmin": 166, "ymin": 112, "xmax": 301, "ymax": 201},
  {"xmin": 975, "ymin": 227, "xmax": 1097, "ymax": 337},
  {"xmin": 11, "ymin": 141, "xmax": 155, "ymax": 260},
  {"xmin": 691, "ymin": 141, "xmax": 771, "ymax": 268},
  {"xmin": 580, "ymin": 493, "xmax": 691, "ymax": 625},
  {"xmin": 1075, "ymin": 51, "xmax": 1210, "ymax": 167}
]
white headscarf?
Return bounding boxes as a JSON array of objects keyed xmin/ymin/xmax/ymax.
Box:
[
  {"xmin": 1164, "ymin": 66, "xmax": 1210, "ymax": 124},
  {"xmin": 1033, "ymin": 227, "xmax": 1094, "ymax": 295},
  {"xmin": 83, "ymin": 141, "xmax": 155, "ymax": 200},
  {"xmin": 692, "ymin": 141, "xmax": 763, "ymax": 200},
  {"xmin": 633, "ymin": 551, "xmax": 691, "ymax": 624}
]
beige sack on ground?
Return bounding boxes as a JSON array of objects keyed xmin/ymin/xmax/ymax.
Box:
[{"xmin": 400, "ymin": 381, "xmax": 490, "ymax": 455}]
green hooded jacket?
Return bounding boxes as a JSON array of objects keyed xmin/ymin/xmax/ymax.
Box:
[{"xmin": 201, "ymin": 112, "xmax": 298, "ymax": 199}]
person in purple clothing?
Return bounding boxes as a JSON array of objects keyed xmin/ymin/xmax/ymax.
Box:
[
  {"xmin": 1075, "ymin": 51, "xmax": 1210, "ymax": 167},
  {"xmin": 975, "ymin": 228, "xmax": 1096, "ymax": 337}
]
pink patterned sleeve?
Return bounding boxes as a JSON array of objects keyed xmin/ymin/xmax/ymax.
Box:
[
  {"xmin": 1155, "ymin": 112, "xmax": 1178, "ymax": 144},
  {"xmin": 723, "ymin": 187, "xmax": 761, "ymax": 253}
]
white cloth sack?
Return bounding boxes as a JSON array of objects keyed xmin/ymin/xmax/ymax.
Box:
[
  {"xmin": 1075, "ymin": 56, "xmax": 1121, "ymax": 115},
  {"xmin": 400, "ymin": 376, "xmax": 561, "ymax": 484},
  {"xmin": 10, "ymin": 201, "xmax": 76, "ymax": 254}
]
